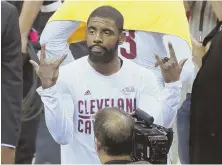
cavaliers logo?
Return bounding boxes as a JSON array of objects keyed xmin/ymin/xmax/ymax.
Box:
[{"xmin": 121, "ymin": 86, "xmax": 135, "ymax": 95}]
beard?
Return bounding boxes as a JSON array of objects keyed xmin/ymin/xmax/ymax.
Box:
[{"xmin": 88, "ymin": 41, "xmax": 119, "ymax": 64}]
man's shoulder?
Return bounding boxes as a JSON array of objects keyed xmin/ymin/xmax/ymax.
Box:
[
  {"xmin": 58, "ymin": 56, "xmax": 88, "ymax": 82},
  {"xmin": 61, "ymin": 56, "xmax": 88, "ymax": 70},
  {"xmin": 59, "ymin": 56, "xmax": 88, "ymax": 78},
  {"xmin": 122, "ymin": 57, "xmax": 154, "ymax": 76},
  {"xmin": 122, "ymin": 58, "xmax": 157, "ymax": 86}
]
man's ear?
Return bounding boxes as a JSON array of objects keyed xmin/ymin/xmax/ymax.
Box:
[{"xmin": 119, "ymin": 31, "xmax": 126, "ymax": 45}]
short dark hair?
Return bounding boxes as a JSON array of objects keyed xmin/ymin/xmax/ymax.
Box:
[
  {"xmin": 94, "ymin": 107, "xmax": 134, "ymax": 156},
  {"xmin": 87, "ymin": 6, "xmax": 124, "ymax": 32}
]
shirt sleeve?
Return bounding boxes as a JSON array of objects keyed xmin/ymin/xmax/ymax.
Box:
[
  {"xmin": 137, "ymin": 70, "xmax": 182, "ymax": 128},
  {"xmin": 1, "ymin": 144, "xmax": 15, "ymax": 149},
  {"xmin": 40, "ymin": 21, "xmax": 81, "ymax": 66},
  {"xmin": 137, "ymin": 70, "xmax": 163, "ymax": 126},
  {"xmin": 162, "ymin": 81, "xmax": 182, "ymax": 128},
  {"xmin": 36, "ymin": 68, "xmax": 74, "ymax": 145}
]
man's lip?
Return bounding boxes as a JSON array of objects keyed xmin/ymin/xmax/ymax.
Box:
[{"xmin": 92, "ymin": 46, "xmax": 104, "ymax": 52}]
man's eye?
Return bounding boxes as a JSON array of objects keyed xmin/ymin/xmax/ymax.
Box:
[
  {"xmin": 104, "ymin": 31, "xmax": 110, "ymax": 35},
  {"xmin": 89, "ymin": 30, "xmax": 95, "ymax": 34}
]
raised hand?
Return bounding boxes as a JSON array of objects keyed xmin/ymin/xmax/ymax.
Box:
[
  {"xmin": 155, "ymin": 42, "xmax": 187, "ymax": 83},
  {"xmin": 29, "ymin": 45, "xmax": 67, "ymax": 89}
]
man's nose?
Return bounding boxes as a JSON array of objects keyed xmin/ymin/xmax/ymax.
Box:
[{"xmin": 94, "ymin": 33, "xmax": 102, "ymax": 43}]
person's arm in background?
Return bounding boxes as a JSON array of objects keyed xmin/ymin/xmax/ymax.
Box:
[
  {"xmin": 19, "ymin": 0, "xmax": 44, "ymax": 53},
  {"xmin": 40, "ymin": 21, "xmax": 81, "ymax": 66},
  {"xmin": 183, "ymin": 1, "xmax": 204, "ymax": 68},
  {"xmin": 210, "ymin": 1, "xmax": 222, "ymax": 21},
  {"xmin": 1, "ymin": 2, "xmax": 23, "ymax": 163},
  {"xmin": 186, "ymin": 1, "xmax": 222, "ymax": 68},
  {"xmin": 183, "ymin": 1, "xmax": 191, "ymax": 20}
]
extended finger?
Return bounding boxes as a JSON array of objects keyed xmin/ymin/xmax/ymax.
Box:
[
  {"xmin": 29, "ymin": 60, "xmax": 39, "ymax": 72},
  {"xmin": 179, "ymin": 58, "xmax": 188, "ymax": 69},
  {"xmin": 155, "ymin": 54, "xmax": 163, "ymax": 67},
  {"xmin": 55, "ymin": 54, "xmax": 68, "ymax": 67},
  {"xmin": 40, "ymin": 44, "xmax": 46, "ymax": 64},
  {"xmin": 168, "ymin": 42, "xmax": 178, "ymax": 63}
]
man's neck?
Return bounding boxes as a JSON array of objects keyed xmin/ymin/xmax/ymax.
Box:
[
  {"xmin": 88, "ymin": 55, "xmax": 121, "ymax": 76},
  {"xmin": 99, "ymin": 154, "xmax": 131, "ymax": 164}
]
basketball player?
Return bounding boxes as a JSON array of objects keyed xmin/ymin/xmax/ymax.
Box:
[
  {"xmin": 32, "ymin": 6, "xmax": 186, "ymax": 164},
  {"xmin": 40, "ymin": 1, "xmax": 193, "ymax": 128}
]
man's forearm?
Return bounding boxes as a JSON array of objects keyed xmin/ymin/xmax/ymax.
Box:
[
  {"xmin": 19, "ymin": 0, "xmax": 43, "ymax": 35},
  {"xmin": 1, "ymin": 147, "xmax": 15, "ymax": 164},
  {"xmin": 162, "ymin": 81, "xmax": 182, "ymax": 128},
  {"xmin": 37, "ymin": 84, "xmax": 74, "ymax": 145}
]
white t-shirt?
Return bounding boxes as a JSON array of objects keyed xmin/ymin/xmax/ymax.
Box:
[{"xmin": 37, "ymin": 56, "xmax": 181, "ymax": 164}]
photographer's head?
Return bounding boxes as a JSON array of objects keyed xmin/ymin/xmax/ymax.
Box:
[
  {"xmin": 94, "ymin": 107, "xmax": 134, "ymax": 164},
  {"xmin": 86, "ymin": 6, "xmax": 125, "ymax": 64}
]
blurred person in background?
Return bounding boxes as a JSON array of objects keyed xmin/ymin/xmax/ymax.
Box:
[
  {"xmin": 34, "ymin": 2, "xmax": 63, "ymax": 163},
  {"xmin": 176, "ymin": 1, "xmax": 222, "ymax": 164},
  {"xmin": 14, "ymin": 1, "xmax": 43, "ymax": 163},
  {"xmin": 188, "ymin": 1, "xmax": 222, "ymax": 164},
  {"xmin": 190, "ymin": 25, "xmax": 222, "ymax": 164},
  {"xmin": 7, "ymin": 0, "xmax": 62, "ymax": 164},
  {"xmin": 1, "ymin": 1, "xmax": 23, "ymax": 163}
]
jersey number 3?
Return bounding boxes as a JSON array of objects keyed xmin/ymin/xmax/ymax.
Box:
[{"xmin": 120, "ymin": 30, "xmax": 137, "ymax": 59}]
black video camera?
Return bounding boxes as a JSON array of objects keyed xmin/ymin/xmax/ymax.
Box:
[{"xmin": 131, "ymin": 109, "xmax": 174, "ymax": 164}]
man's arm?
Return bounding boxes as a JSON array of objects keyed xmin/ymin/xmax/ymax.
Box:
[
  {"xmin": 40, "ymin": 21, "xmax": 81, "ymax": 65},
  {"xmin": 154, "ymin": 38, "xmax": 189, "ymax": 127},
  {"xmin": 161, "ymin": 82, "xmax": 182, "ymax": 127},
  {"xmin": 163, "ymin": 35, "xmax": 194, "ymax": 86},
  {"xmin": 19, "ymin": 1, "xmax": 44, "ymax": 53},
  {"xmin": 137, "ymin": 70, "xmax": 163, "ymax": 126},
  {"xmin": 1, "ymin": 2, "xmax": 23, "ymax": 163},
  {"xmin": 163, "ymin": 35, "xmax": 194, "ymax": 103},
  {"xmin": 162, "ymin": 37, "xmax": 192, "ymax": 126},
  {"xmin": 36, "ymin": 66, "xmax": 74, "ymax": 145},
  {"xmin": 138, "ymin": 70, "xmax": 182, "ymax": 128}
]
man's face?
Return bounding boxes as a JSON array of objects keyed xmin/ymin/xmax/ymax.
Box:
[{"xmin": 86, "ymin": 16, "xmax": 122, "ymax": 63}]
